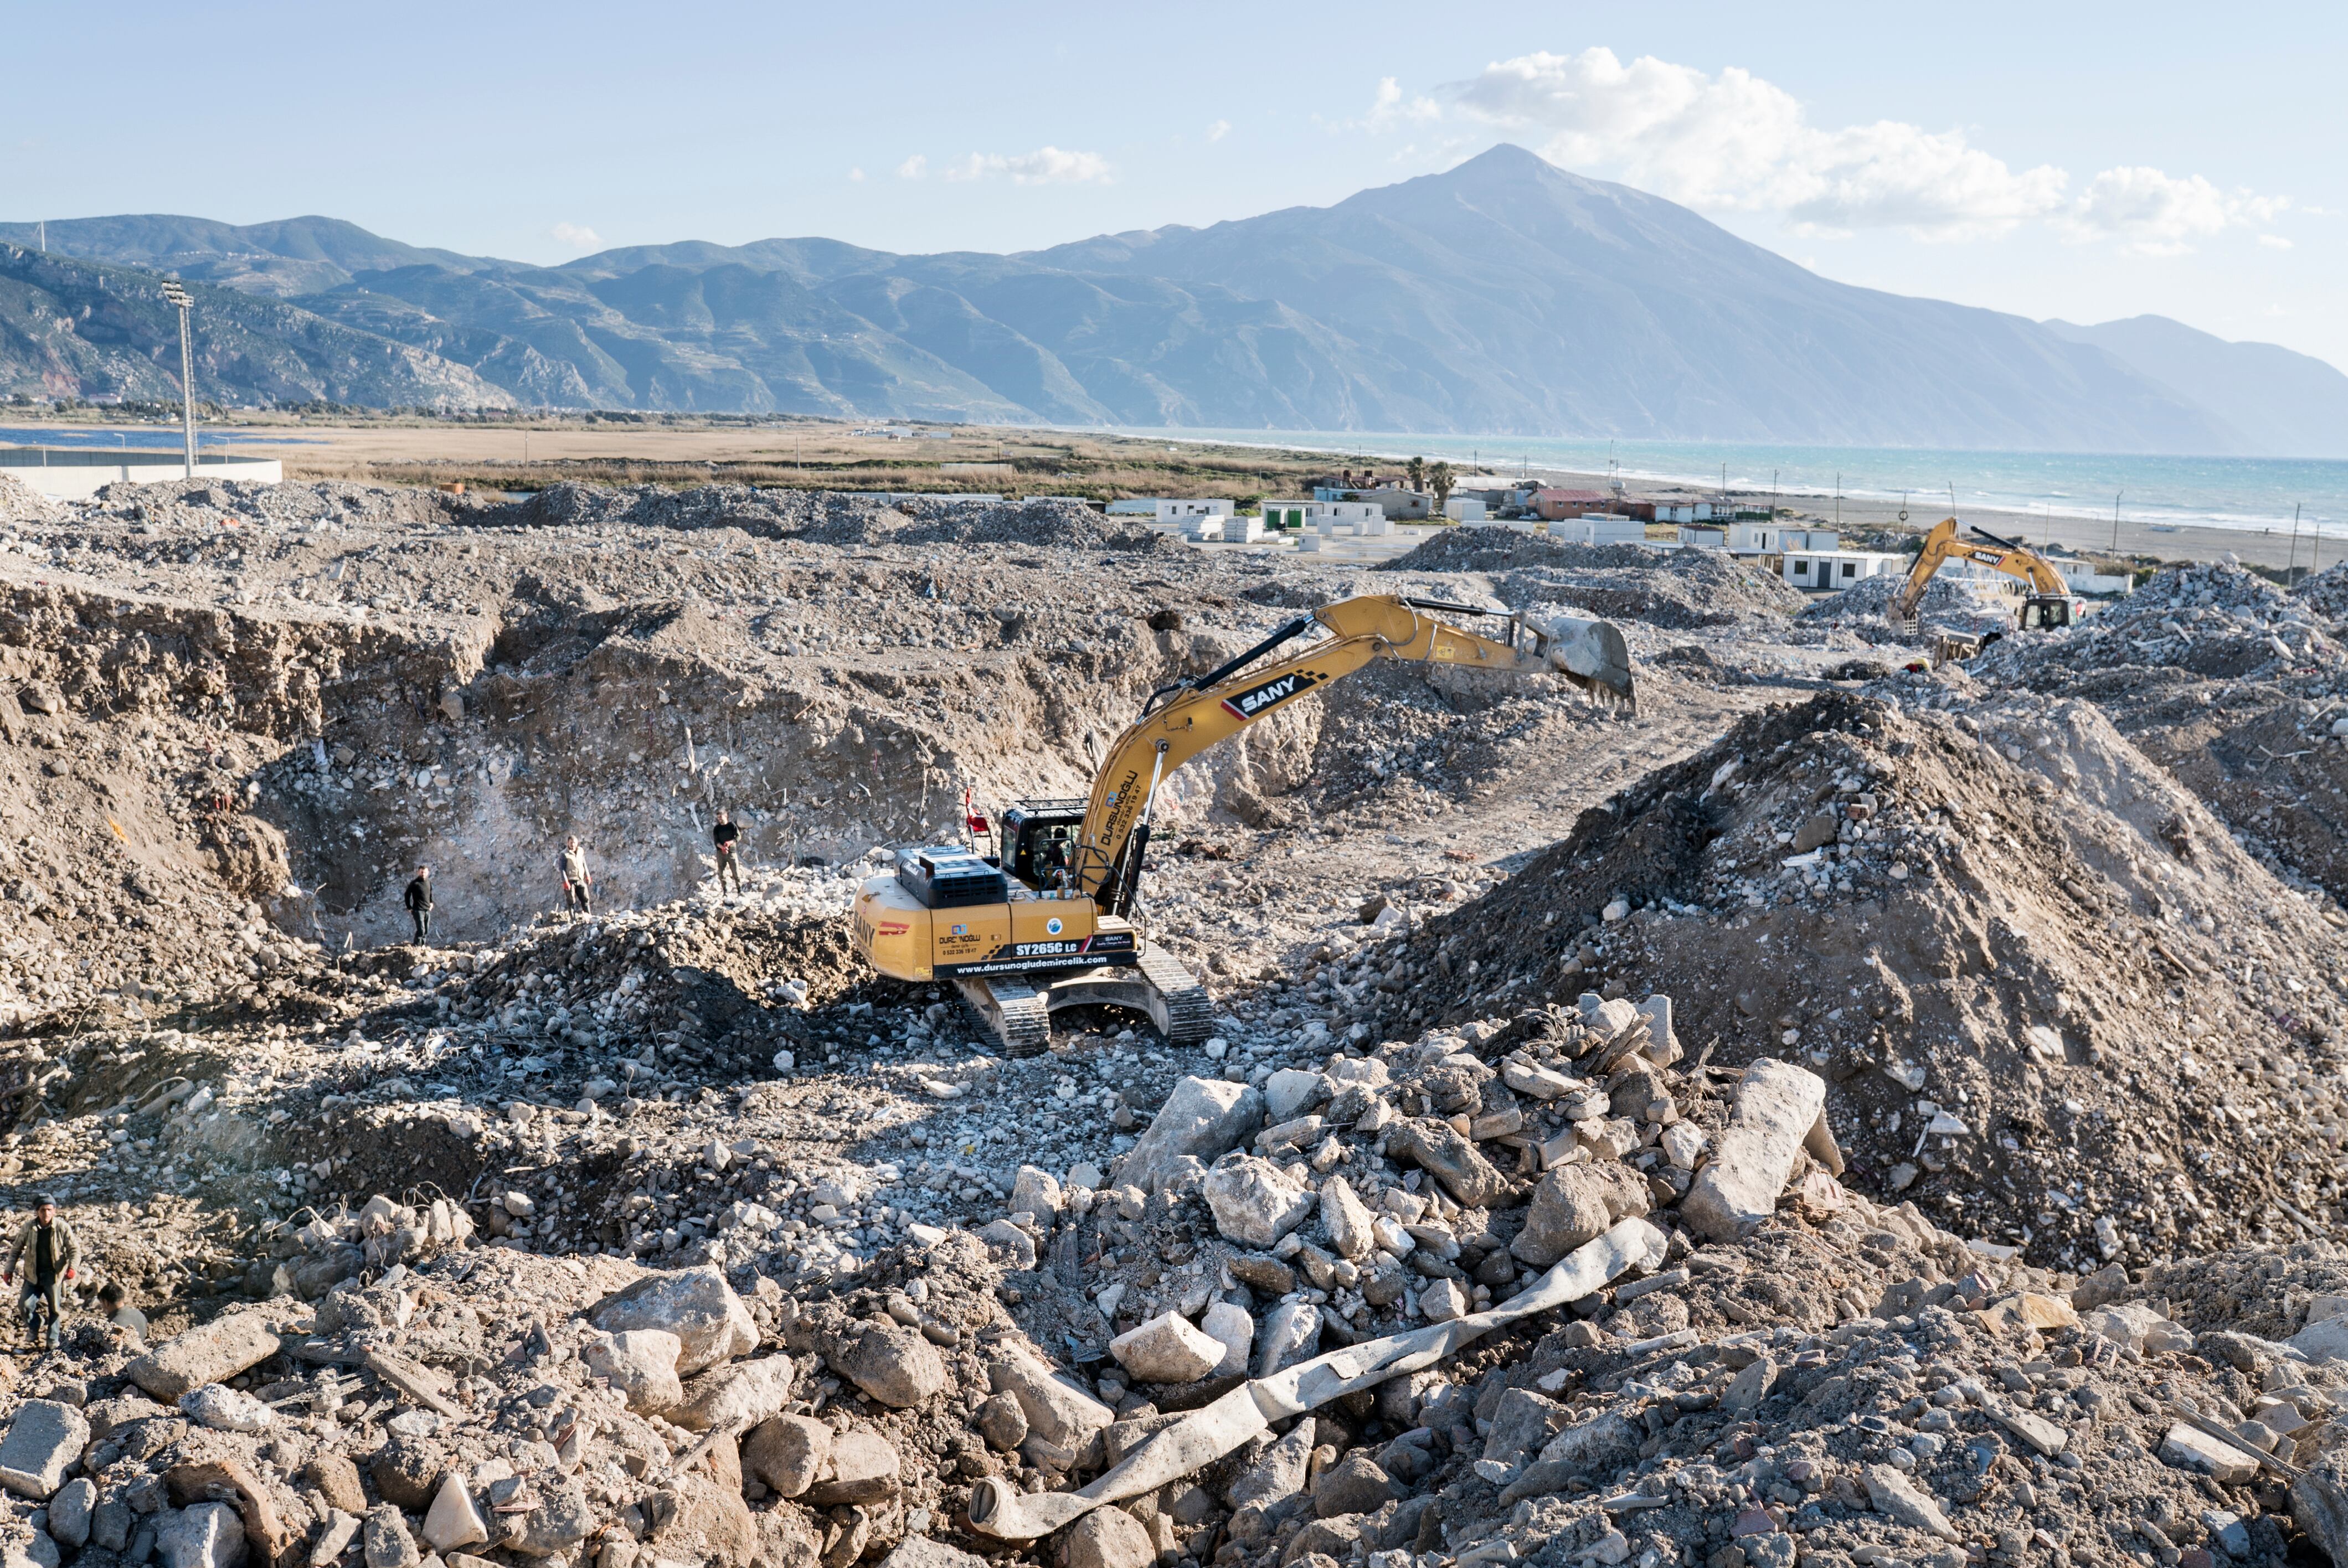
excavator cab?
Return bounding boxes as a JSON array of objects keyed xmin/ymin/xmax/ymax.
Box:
[
  {"xmin": 2019, "ymin": 596, "xmax": 2076, "ymax": 632},
  {"xmin": 999, "ymin": 800, "xmax": 1088, "ymax": 894}
]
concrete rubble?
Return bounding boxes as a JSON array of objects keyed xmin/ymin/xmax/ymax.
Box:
[{"xmin": 0, "ymin": 477, "xmax": 2343, "ymax": 1568}]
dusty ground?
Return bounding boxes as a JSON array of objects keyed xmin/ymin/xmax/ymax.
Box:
[{"xmin": 0, "ymin": 475, "xmax": 2346, "ymax": 1568}]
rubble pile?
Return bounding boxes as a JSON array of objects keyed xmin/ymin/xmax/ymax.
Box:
[
  {"xmin": 1962, "ymin": 563, "xmax": 2348, "ymax": 906},
  {"xmin": 1379, "ymin": 534, "xmax": 1808, "ymax": 632},
  {"xmin": 1796, "ymin": 574, "xmax": 2016, "ymax": 643},
  {"xmin": 2298, "ymin": 564, "xmax": 2348, "ymax": 625},
  {"xmin": 0, "ymin": 474, "xmax": 61, "ymax": 526},
  {"xmin": 1975, "ymin": 564, "xmax": 2344, "ymax": 689},
  {"xmin": 1339, "ymin": 688, "xmax": 2348, "ymax": 1276}
]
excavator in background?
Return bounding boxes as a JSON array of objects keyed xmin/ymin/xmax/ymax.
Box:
[
  {"xmin": 1891, "ymin": 519, "xmax": 2085, "ymax": 657},
  {"xmin": 852, "ymin": 593, "xmax": 1635, "ymax": 1055}
]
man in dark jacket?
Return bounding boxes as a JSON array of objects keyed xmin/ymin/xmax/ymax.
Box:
[
  {"xmin": 404, "ymin": 866, "xmax": 432, "ymax": 942},
  {"xmin": 712, "ymin": 810, "xmax": 743, "ymax": 895},
  {"xmin": 4, "ymin": 1196, "xmax": 78, "ymax": 1348}
]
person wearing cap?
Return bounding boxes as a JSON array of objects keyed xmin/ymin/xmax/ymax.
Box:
[
  {"xmin": 4, "ymin": 1196, "xmax": 79, "ymax": 1349},
  {"xmin": 404, "ymin": 865, "xmax": 433, "ymax": 942}
]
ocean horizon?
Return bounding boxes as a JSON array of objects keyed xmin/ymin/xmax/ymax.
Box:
[{"xmin": 1123, "ymin": 428, "xmax": 2348, "ymax": 540}]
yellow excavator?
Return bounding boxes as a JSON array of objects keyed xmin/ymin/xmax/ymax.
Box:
[
  {"xmin": 1892, "ymin": 518, "xmax": 2084, "ymax": 646},
  {"xmin": 852, "ymin": 593, "xmax": 1635, "ymax": 1055}
]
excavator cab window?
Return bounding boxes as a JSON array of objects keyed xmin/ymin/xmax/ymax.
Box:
[
  {"xmin": 1000, "ymin": 802, "xmax": 1087, "ymax": 893},
  {"xmin": 2020, "ymin": 597, "xmax": 2074, "ymax": 632}
]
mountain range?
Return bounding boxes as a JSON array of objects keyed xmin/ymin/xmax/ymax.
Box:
[{"xmin": 4, "ymin": 145, "xmax": 2343, "ymax": 457}]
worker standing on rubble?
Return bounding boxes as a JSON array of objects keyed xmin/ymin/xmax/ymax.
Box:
[
  {"xmin": 4, "ymin": 1196, "xmax": 79, "ymax": 1349},
  {"xmin": 404, "ymin": 865, "xmax": 432, "ymax": 943},
  {"xmin": 712, "ymin": 809, "xmax": 743, "ymax": 895},
  {"xmin": 560, "ymin": 835, "xmax": 594, "ymax": 916}
]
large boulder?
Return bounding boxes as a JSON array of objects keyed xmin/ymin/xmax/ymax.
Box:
[
  {"xmin": 589, "ymin": 1265, "xmax": 759, "ymax": 1375},
  {"xmin": 1680, "ymin": 1060, "xmax": 1827, "ymax": 1242},
  {"xmin": 1201, "ymin": 1153, "xmax": 1314, "ymax": 1247},
  {"xmin": 1109, "ymin": 1312, "xmax": 1223, "ymax": 1385},
  {"xmin": 580, "ymin": 1329, "xmax": 684, "ymax": 1416},
  {"xmin": 1512, "ymin": 1165, "xmax": 1650, "ymax": 1268},
  {"xmin": 1386, "ymin": 1119, "xmax": 1511, "ymax": 1206},
  {"xmin": 671, "ymin": 1355, "xmax": 798, "ymax": 1431},
  {"xmin": 1119, "ymin": 1077, "xmax": 1264, "ymax": 1194}
]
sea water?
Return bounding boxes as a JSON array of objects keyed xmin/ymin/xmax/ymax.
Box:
[{"xmin": 1135, "ymin": 428, "xmax": 2348, "ymax": 541}]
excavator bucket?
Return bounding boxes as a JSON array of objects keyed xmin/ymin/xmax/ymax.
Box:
[{"xmin": 1540, "ymin": 615, "xmax": 1636, "ymax": 707}]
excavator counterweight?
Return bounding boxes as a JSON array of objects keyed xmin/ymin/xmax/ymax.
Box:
[{"xmin": 851, "ymin": 593, "xmax": 1635, "ymax": 1055}]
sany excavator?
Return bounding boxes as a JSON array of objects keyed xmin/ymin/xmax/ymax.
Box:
[
  {"xmin": 852, "ymin": 594, "xmax": 1635, "ymax": 1055},
  {"xmin": 1891, "ymin": 518, "xmax": 2084, "ymax": 644}
]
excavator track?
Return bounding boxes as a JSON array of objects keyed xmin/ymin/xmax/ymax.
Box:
[
  {"xmin": 954, "ymin": 977, "xmax": 1052, "ymax": 1059},
  {"xmin": 1136, "ymin": 948, "xmax": 1215, "ymax": 1045}
]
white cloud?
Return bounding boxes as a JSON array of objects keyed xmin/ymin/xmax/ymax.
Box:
[
  {"xmin": 2063, "ymin": 166, "xmax": 2288, "ymax": 253},
  {"xmin": 1419, "ymin": 46, "xmax": 2289, "ymax": 253},
  {"xmin": 848, "ymin": 166, "xmax": 866, "ymax": 182},
  {"xmin": 897, "ymin": 154, "xmax": 927, "ymax": 180},
  {"xmin": 1444, "ymin": 48, "xmax": 2064, "ymax": 239},
  {"xmin": 943, "ymin": 146, "xmax": 1114, "ymax": 185},
  {"xmin": 550, "ymin": 221, "xmax": 603, "ymax": 252},
  {"xmin": 2259, "ymin": 233, "xmax": 2294, "ymax": 249},
  {"xmin": 1206, "ymin": 118, "xmax": 1231, "ymax": 143}
]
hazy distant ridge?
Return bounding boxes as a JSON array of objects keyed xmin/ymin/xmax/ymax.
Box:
[{"xmin": 3, "ymin": 147, "xmax": 2341, "ymax": 455}]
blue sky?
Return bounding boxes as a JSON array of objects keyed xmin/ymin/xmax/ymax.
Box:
[{"xmin": 10, "ymin": 1, "xmax": 2344, "ymax": 368}]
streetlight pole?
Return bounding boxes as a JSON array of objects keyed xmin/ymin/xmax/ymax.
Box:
[
  {"xmin": 2110, "ymin": 491, "xmax": 2123, "ymax": 556},
  {"xmin": 160, "ymin": 281, "xmax": 196, "ymax": 479}
]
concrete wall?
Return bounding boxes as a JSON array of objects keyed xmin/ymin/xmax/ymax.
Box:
[{"xmin": 0, "ymin": 450, "xmax": 283, "ymax": 500}]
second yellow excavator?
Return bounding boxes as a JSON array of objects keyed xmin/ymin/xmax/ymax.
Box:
[
  {"xmin": 1891, "ymin": 517, "xmax": 2084, "ymax": 636},
  {"xmin": 852, "ymin": 593, "xmax": 1634, "ymax": 1054}
]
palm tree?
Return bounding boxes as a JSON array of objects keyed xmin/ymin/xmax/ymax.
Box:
[
  {"xmin": 1429, "ymin": 461, "xmax": 1456, "ymax": 515},
  {"xmin": 1407, "ymin": 456, "xmax": 1426, "ymax": 492}
]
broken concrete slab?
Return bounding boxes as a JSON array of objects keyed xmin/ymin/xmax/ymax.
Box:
[
  {"xmin": 0, "ymin": 1401, "xmax": 87, "ymax": 1500},
  {"xmin": 1386, "ymin": 1117, "xmax": 1511, "ymax": 1206},
  {"xmin": 1202, "ymin": 1153, "xmax": 1315, "ymax": 1247},
  {"xmin": 1861, "ymin": 1463, "xmax": 1957, "ymax": 1539},
  {"xmin": 124, "ymin": 1313, "xmax": 282, "ymax": 1403},
  {"xmin": 2161, "ymin": 1424, "xmax": 2260, "ymax": 1483},
  {"xmin": 1119, "ymin": 1077, "xmax": 1264, "ymax": 1194},
  {"xmin": 1680, "ymin": 1059, "xmax": 1827, "ymax": 1242},
  {"xmin": 670, "ymin": 1354, "xmax": 799, "ymax": 1431},
  {"xmin": 1110, "ymin": 1312, "xmax": 1224, "ymax": 1385}
]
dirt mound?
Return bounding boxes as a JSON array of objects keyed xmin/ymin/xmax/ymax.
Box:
[
  {"xmin": 476, "ymin": 482, "xmax": 1177, "ymax": 556},
  {"xmin": 1343, "ymin": 687, "xmax": 2348, "ymax": 1272},
  {"xmin": 82, "ymin": 476, "xmax": 452, "ymax": 532}
]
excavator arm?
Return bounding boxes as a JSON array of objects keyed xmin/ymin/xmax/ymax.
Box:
[
  {"xmin": 1892, "ymin": 518, "xmax": 2069, "ymax": 622},
  {"xmin": 1072, "ymin": 594, "xmax": 1630, "ymax": 911}
]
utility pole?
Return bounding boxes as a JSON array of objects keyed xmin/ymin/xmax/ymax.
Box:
[
  {"xmin": 2289, "ymin": 502, "xmax": 2301, "ymax": 581},
  {"xmin": 2110, "ymin": 492, "xmax": 2123, "ymax": 555},
  {"xmin": 160, "ymin": 281, "xmax": 196, "ymax": 479}
]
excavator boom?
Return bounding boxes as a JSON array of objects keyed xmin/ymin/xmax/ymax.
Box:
[{"xmin": 1077, "ymin": 594, "xmax": 1628, "ymax": 910}]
